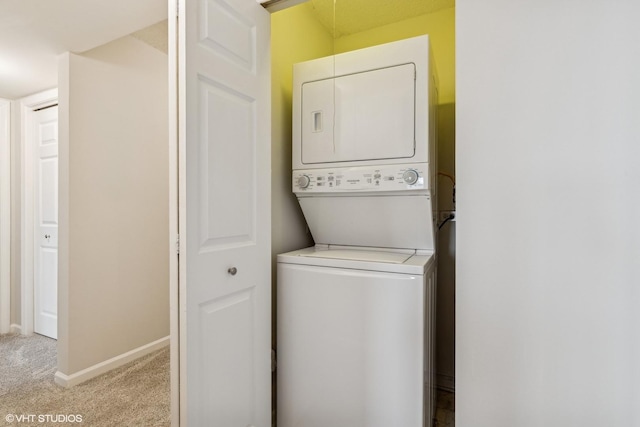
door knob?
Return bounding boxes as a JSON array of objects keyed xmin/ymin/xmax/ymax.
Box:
[{"xmin": 228, "ymin": 267, "xmax": 238, "ymax": 276}]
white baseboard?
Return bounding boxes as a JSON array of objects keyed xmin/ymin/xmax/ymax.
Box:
[
  {"xmin": 54, "ymin": 336, "xmax": 169, "ymax": 388},
  {"xmin": 436, "ymin": 373, "xmax": 455, "ymax": 392},
  {"xmin": 10, "ymin": 323, "xmax": 22, "ymax": 334}
]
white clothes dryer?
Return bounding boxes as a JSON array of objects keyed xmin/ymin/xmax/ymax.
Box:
[
  {"xmin": 277, "ymin": 246, "xmax": 437, "ymax": 427},
  {"xmin": 290, "ymin": 34, "xmax": 439, "ymax": 252}
]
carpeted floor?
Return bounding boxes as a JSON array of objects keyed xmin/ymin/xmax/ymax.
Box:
[
  {"xmin": 0, "ymin": 333, "xmax": 170, "ymax": 427},
  {"xmin": 1, "ymin": 333, "xmax": 454, "ymax": 426}
]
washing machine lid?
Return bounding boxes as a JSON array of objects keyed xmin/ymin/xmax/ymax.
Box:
[{"xmin": 278, "ymin": 245, "xmax": 434, "ymax": 275}]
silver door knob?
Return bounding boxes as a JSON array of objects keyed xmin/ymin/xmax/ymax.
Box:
[{"xmin": 228, "ymin": 267, "xmax": 238, "ymax": 276}]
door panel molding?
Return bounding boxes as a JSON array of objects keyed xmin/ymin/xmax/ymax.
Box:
[{"xmin": 197, "ymin": 75, "xmax": 257, "ymax": 251}]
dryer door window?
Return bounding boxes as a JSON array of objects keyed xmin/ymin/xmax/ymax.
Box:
[{"xmin": 301, "ymin": 63, "xmax": 416, "ymax": 164}]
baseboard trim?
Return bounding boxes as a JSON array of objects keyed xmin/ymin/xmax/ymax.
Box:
[
  {"xmin": 436, "ymin": 373, "xmax": 455, "ymax": 392},
  {"xmin": 10, "ymin": 324, "xmax": 22, "ymax": 334},
  {"xmin": 54, "ymin": 336, "xmax": 169, "ymax": 388}
]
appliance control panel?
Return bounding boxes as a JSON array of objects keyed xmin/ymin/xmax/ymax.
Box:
[{"xmin": 293, "ymin": 164, "xmax": 429, "ymax": 193}]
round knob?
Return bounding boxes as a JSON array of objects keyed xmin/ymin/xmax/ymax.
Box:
[
  {"xmin": 228, "ymin": 267, "xmax": 237, "ymax": 276},
  {"xmin": 402, "ymin": 169, "xmax": 420, "ymax": 185},
  {"xmin": 297, "ymin": 175, "xmax": 311, "ymax": 189}
]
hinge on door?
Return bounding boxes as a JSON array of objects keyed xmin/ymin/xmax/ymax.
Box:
[{"xmin": 176, "ymin": 234, "xmax": 180, "ymax": 255}]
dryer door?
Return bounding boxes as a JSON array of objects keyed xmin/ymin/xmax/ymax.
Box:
[{"xmin": 301, "ymin": 63, "xmax": 416, "ymax": 164}]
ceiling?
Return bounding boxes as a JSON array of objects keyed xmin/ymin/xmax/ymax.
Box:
[
  {"xmin": 306, "ymin": 0, "xmax": 455, "ymax": 38},
  {"xmin": 0, "ymin": 0, "xmax": 454, "ymax": 100},
  {"xmin": 0, "ymin": 0, "xmax": 167, "ymax": 100}
]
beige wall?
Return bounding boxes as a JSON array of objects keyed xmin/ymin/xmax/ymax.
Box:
[{"xmin": 57, "ymin": 34, "xmax": 169, "ymax": 375}]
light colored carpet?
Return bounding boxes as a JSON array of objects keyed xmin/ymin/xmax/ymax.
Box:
[
  {"xmin": 0, "ymin": 333, "xmax": 170, "ymax": 427},
  {"xmin": 1, "ymin": 333, "xmax": 453, "ymax": 426}
]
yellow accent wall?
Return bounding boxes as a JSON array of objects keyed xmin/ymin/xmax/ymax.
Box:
[{"xmin": 272, "ymin": 6, "xmax": 334, "ymax": 103}]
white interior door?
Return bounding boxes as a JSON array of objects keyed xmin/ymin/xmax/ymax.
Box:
[
  {"xmin": 181, "ymin": 0, "xmax": 271, "ymax": 424},
  {"xmin": 33, "ymin": 105, "xmax": 58, "ymax": 339}
]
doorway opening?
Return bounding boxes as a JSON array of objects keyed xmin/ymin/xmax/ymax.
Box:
[{"xmin": 20, "ymin": 89, "xmax": 59, "ymax": 338}]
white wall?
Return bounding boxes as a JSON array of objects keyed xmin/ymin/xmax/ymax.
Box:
[
  {"xmin": 57, "ymin": 34, "xmax": 169, "ymax": 376},
  {"xmin": 457, "ymin": 1, "xmax": 640, "ymax": 425}
]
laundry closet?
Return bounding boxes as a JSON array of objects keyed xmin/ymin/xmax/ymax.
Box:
[{"xmin": 269, "ymin": 0, "xmax": 457, "ymax": 418}]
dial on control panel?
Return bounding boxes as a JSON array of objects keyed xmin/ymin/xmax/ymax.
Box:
[
  {"xmin": 402, "ymin": 169, "xmax": 420, "ymax": 185},
  {"xmin": 297, "ymin": 175, "xmax": 311, "ymax": 189}
]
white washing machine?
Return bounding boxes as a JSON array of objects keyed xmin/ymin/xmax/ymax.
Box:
[
  {"xmin": 277, "ymin": 35, "xmax": 439, "ymax": 426},
  {"xmin": 277, "ymin": 246, "xmax": 436, "ymax": 427}
]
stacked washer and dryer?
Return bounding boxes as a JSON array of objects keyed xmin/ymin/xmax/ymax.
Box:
[{"xmin": 277, "ymin": 35, "xmax": 439, "ymax": 427}]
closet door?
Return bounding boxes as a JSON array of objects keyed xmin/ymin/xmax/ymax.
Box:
[{"xmin": 181, "ymin": 0, "xmax": 271, "ymax": 424}]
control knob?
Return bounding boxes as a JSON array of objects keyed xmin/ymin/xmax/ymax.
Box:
[
  {"xmin": 402, "ymin": 169, "xmax": 420, "ymax": 185},
  {"xmin": 297, "ymin": 175, "xmax": 311, "ymax": 189}
]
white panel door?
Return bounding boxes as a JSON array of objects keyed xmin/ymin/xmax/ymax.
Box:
[
  {"xmin": 33, "ymin": 105, "xmax": 58, "ymax": 339},
  {"xmin": 181, "ymin": 0, "xmax": 271, "ymax": 425}
]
